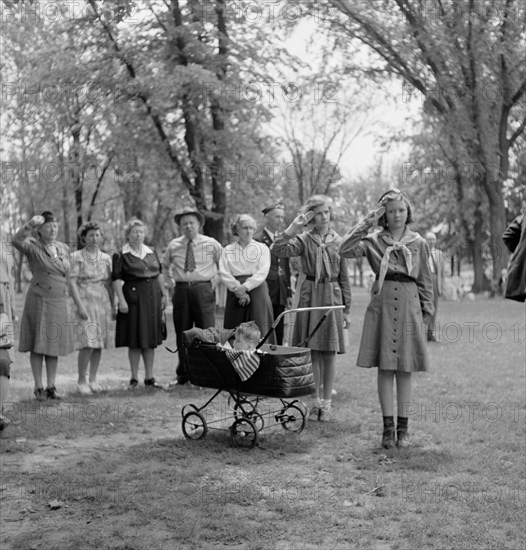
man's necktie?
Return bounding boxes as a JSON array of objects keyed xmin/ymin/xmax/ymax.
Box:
[{"xmin": 184, "ymin": 239, "xmax": 196, "ymax": 272}]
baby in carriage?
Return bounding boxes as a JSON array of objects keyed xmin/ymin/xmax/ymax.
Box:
[
  {"xmin": 223, "ymin": 321, "xmax": 261, "ymax": 351},
  {"xmin": 183, "ymin": 321, "xmax": 260, "ymax": 350},
  {"xmin": 183, "ymin": 321, "xmax": 262, "ymax": 381}
]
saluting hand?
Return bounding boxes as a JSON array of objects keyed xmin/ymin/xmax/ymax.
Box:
[
  {"xmin": 286, "ymin": 210, "xmax": 316, "ymax": 236},
  {"xmin": 363, "ymin": 206, "xmax": 386, "ymax": 227},
  {"xmin": 28, "ymin": 215, "xmax": 45, "ymax": 228}
]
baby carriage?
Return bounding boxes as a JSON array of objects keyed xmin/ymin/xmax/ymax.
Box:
[{"xmin": 180, "ymin": 305, "xmax": 344, "ymax": 448}]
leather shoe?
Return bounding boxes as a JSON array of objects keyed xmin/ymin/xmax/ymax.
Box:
[
  {"xmin": 396, "ymin": 428, "xmax": 410, "ymax": 448},
  {"xmin": 144, "ymin": 378, "xmax": 163, "ymax": 389},
  {"xmin": 381, "ymin": 427, "xmax": 396, "ymax": 449},
  {"xmin": 45, "ymin": 386, "xmax": 61, "ymax": 400}
]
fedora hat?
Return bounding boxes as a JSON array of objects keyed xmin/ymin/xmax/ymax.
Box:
[{"xmin": 174, "ymin": 206, "xmax": 205, "ymax": 226}]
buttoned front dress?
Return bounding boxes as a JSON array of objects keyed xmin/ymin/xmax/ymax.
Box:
[
  {"xmin": 112, "ymin": 250, "xmax": 163, "ymax": 349},
  {"xmin": 339, "ymin": 225, "xmax": 434, "ymax": 372},
  {"xmin": 12, "ymin": 236, "xmax": 74, "ymax": 356}
]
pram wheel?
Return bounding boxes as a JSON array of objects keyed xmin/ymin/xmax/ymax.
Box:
[
  {"xmin": 232, "ymin": 396, "xmax": 255, "ymax": 415},
  {"xmin": 182, "ymin": 411, "xmax": 208, "ymax": 440},
  {"xmin": 181, "ymin": 403, "xmax": 199, "ymax": 418},
  {"xmin": 230, "ymin": 418, "xmax": 258, "ymax": 449},
  {"xmin": 233, "ymin": 402, "xmax": 264, "ymax": 432},
  {"xmin": 279, "ymin": 404, "xmax": 306, "ymax": 433},
  {"xmin": 294, "ymin": 400, "xmax": 309, "ymax": 417},
  {"xmin": 246, "ymin": 411, "xmax": 264, "ymax": 432}
]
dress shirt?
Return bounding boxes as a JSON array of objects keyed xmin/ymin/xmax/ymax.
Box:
[
  {"xmin": 264, "ymin": 228, "xmax": 274, "ymax": 242},
  {"xmin": 219, "ymin": 240, "xmax": 270, "ymax": 292},
  {"xmin": 162, "ymin": 233, "xmax": 222, "ymax": 282}
]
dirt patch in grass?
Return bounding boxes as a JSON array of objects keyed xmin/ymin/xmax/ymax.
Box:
[{"xmin": 1, "ymin": 291, "xmax": 525, "ymax": 549}]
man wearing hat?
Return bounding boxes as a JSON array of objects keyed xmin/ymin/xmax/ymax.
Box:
[
  {"xmin": 162, "ymin": 207, "xmax": 223, "ymax": 385},
  {"xmin": 254, "ymin": 202, "xmax": 292, "ymax": 344}
]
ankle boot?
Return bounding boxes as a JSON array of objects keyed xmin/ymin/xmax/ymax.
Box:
[
  {"xmin": 382, "ymin": 416, "xmax": 395, "ymax": 449},
  {"xmin": 396, "ymin": 416, "xmax": 409, "ymax": 448}
]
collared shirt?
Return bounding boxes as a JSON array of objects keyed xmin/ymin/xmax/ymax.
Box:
[
  {"xmin": 122, "ymin": 242, "xmax": 153, "ymax": 260},
  {"xmin": 162, "ymin": 233, "xmax": 222, "ymax": 283},
  {"xmin": 219, "ymin": 240, "xmax": 270, "ymax": 292},
  {"xmin": 264, "ymin": 228, "xmax": 274, "ymax": 242}
]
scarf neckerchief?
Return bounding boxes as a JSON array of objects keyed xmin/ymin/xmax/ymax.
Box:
[
  {"xmin": 377, "ymin": 229, "xmax": 419, "ymax": 292},
  {"xmin": 305, "ymin": 229, "xmax": 338, "ymax": 286}
]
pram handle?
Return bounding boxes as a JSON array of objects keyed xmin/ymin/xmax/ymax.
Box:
[{"xmin": 256, "ymin": 305, "xmax": 345, "ymax": 349}]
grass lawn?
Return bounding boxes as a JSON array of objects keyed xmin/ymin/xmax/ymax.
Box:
[{"xmin": 1, "ymin": 287, "xmax": 525, "ymax": 550}]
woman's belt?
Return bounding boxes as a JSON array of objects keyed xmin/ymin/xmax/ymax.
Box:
[
  {"xmin": 377, "ymin": 273, "xmax": 414, "ymax": 283},
  {"xmin": 305, "ymin": 275, "xmax": 338, "ymax": 283}
]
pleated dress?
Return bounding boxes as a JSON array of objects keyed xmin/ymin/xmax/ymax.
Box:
[{"xmin": 272, "ymin": 229, "xmax": 351, "ymax": 353}]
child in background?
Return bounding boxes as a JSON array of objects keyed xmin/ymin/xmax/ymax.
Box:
[{"xmin": 272, "ymin": 195, "xmax": 351, "ymax": 423}]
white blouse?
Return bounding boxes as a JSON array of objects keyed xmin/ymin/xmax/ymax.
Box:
[{"xmin": 219, "ymin": 240, "xmax": 270, "ymax": 292}]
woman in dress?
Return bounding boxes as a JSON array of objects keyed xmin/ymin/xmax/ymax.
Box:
[
  {"xmin": 12, "ymin": 212, "xmax": 74, "ymax": 400},
  {"xmin": 339, "ymin": 189, "xmax": 434, "ymax": 449},
  {"xmin": 272, "ymin": 195, "xmax": 351, "ymax": 421},
  {"xmin": 112, "ymin": 219, "xmax": 165, "ymax": 389},
  {"xmin": 219, "ymin": 214, "xmax": 275, "ymax": 343},
  {"xmin": 69, "ymin": 222, "xmax": 113, "ymax": 394}
]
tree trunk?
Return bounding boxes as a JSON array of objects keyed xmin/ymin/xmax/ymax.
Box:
[
  {"xmin": 71, "ymin": 123, "xmax": 83, "ymax": 248},
  {"xmin": 470, "ymin": 206, "xmax": 485, "ymax": 293},
  {"xmin": 205, "ymin": 0, "xmax": 228, "ymax": 244},
  {"xmin": 59, "ymin": 149, "xmax": 71, "ymax": 246},
  {"xmin": 487, "ymin": 182, "xmax": 508, "ymax": 284}
]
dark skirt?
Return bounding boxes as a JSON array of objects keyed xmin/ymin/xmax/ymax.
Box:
[
  {"xmin": 115, "ymin": 278, "xmax": 163, "ymax": 349},
  {"xmin": 224, "ymin": 277, "xmax": 276, "ymax": 345}
]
